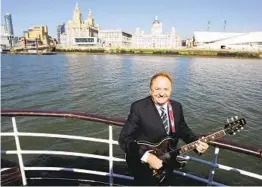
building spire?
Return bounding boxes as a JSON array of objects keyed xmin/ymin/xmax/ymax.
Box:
[
  {"xmin": 75, "ymin": 2, "xmax": 79, "ymax": 9},
  {"xmin": 73, "ymin": 2, "xmax": 82, "ymax": 23},
  {"xmin": 87, "ymin": 8, "xmax": 94, "ymax": 26},
  {"xmin": 88, "ymin": 9, "xmax": 92, "ymax": 16}
]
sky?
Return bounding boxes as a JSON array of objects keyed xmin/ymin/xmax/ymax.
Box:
[{"xmin": 1, "ymin": 0, "xmax": 262, "ymax": 39}]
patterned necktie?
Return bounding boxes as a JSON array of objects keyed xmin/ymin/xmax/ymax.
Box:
[{"xmin": 160, "ymin": 107, "xmax": 169, "ymax": 134}]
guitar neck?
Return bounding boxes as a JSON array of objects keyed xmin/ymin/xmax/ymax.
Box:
[{"xmin": 179, "ymin": 130, "xmax": 226, "ymax": 154}]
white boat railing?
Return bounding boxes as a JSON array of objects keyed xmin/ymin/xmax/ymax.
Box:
[{"xmin": 1, "ymin": 109, "xmax": 262, "ymax": 186}]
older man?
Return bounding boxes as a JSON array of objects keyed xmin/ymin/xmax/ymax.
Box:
[{"xmin": 118, "ymin": 72, "xmax": 208, "ymax": 185}]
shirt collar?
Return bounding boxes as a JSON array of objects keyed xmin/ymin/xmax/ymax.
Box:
[{"xmin": 155, "ymin": 103, "xmax": 168, "ymax": 111}]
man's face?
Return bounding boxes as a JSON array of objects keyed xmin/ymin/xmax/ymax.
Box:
[{"xmin": 150, "ymin": 76, "xmax": 172, "ymax": 106}]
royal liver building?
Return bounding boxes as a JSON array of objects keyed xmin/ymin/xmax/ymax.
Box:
[
  {"xmin": 60, "ymin": 3, "xmax": 100, "ymax": 47},
  {"xmin": 132, "ymin": 16, "xmax": 181, "ymax": 49}
]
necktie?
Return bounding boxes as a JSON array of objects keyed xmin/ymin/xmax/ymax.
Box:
[{"xmin": 160, "ymin": 107, "xmax": 169, "ymax": 134}]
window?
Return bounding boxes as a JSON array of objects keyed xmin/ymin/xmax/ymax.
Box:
[{"xmin": 75, "ymin": 38, "xmax": 95, "ymax": 43}]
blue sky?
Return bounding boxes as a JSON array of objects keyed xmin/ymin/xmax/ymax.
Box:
[{"xmin": 1, "ymin": 0, "xmax": 262, "ymax": 39}]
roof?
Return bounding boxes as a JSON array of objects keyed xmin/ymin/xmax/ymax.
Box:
[{"xmin": 194, "ymin": 31, "xmax": 262, "ymax": 44}]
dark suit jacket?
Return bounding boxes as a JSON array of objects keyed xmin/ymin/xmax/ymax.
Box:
[{"xmin": 118, "ymin": 96, "xmax": 198, "ymax": 157}]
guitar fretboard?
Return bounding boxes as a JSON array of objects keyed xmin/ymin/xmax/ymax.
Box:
[{"xmin": 179, "ymin": 130, "xmax": 226, "ymax": 154}]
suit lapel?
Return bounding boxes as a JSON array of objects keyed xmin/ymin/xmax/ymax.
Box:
[{"xmin": 147, "ymin": 96, "xmax": 167, "ymax": 134}]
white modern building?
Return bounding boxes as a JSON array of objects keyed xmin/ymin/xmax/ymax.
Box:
[
  {"xmin": 193, "ymin": 31, "xmax": 262, "ymax": 51},
  {"xmin": 132, "ymin": 16, "xmax": 181, "ymax": 49},
  {"xmin": 98, "ymin": 30, "xmax": 132, "ymax": 48},
  {"xmin": 60, "ymin": 3, "xmax": 101, "ymax": 47},
  {"xmin": 1, "ymin": 25, "xmax": 11, "ymax": 48}
]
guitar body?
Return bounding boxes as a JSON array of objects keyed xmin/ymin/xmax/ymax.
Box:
[
  {"xmin": 137, "ymin": 137, "xmax": 187, "ymax": 168},
  {"xmin": 125, "ymin": 117, "xmax": 246, "ymax": 185},
  {"xmin": 126, "ymin": 137, "xmax": 187, "ymax": 184}
]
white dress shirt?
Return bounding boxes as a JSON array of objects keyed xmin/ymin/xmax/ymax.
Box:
[{"xmin": 141, "ymin": 103, "xmax": 170, "ymax": 162}]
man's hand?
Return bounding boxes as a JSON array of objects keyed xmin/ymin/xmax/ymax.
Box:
[
  {"xmin": 195, "ymin": 137, "xmax": 209, "ymax": 154},
  {"xmin": 147, "ymin": 153, "xmax": 163, "ymax": 170}
]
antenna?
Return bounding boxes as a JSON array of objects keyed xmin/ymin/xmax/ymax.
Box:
[
  {"xmin": 207, "ymin": 20, "xmax": 211, "ymax": 31},
  {"xmin": 224, "ymin": 20, "xmax": 227, "ymax": 32}
]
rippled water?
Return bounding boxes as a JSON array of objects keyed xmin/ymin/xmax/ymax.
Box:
[{"xmin": 1, "ymin": 54, "xmax": 262, "ymax": 185}]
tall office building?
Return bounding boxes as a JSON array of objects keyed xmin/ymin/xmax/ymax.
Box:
[
  {"xmin": 4, "ymin": 13, "xmax": 14, "ymax": 36},
  {"xmin": 57, "ymin": 23, "xmax": 65, "ymax": 44}
]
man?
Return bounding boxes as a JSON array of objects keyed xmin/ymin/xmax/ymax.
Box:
[{"xmin": 118, "ymin": 72, "xmax": 209, "ymax": 185}]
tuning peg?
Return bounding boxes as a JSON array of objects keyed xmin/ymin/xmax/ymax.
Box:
[
  {"xmin": 235, "ymin": 116, "xmax": 238, "ymax": 120},
  {"xmin": 227, "ymin": 119, "xmax": 230, "ymax": 123},
  {"xmin": 241, "ymin": 127, "xmax": 244, "ymax": 130},
  {"xmin": 233, "ymin": 132, "xmax": 236, "ymax": 135},
  {"xmin": 231, "ymin": 117, "xmax": 234, "ymax": 122},
  {"xmin": 237, "ymin": 129, "xmax": 240, "ymax": 132}
]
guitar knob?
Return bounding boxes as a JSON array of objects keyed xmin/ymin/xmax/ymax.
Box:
[
  {"xmin": 241, "ymin": 127, "xmax": 244, "ymax": 130},
  {"xmin": 235, "ymin": 116, "xmax": 238, "ymax": 119},
  {"xmin": 233, "ymin": 132, "xmax": 236, "ymax": 135},
  {"xmin": 237, "ymin": 130, "xmax": 240, "ymax": 132}
]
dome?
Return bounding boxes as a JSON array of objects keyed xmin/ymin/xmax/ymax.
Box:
[
  {"xmin": 153, "ymin": 20, "xmax": 160, "ymax": 24},
  {"xmin": 152, "ymin": 16, "xmax": 160, "ymax": 24}
]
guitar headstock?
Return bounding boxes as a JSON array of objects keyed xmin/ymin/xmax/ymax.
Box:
[{"xmin": 224, "ymin": 116, "xmax": 246, "ymax": 135}]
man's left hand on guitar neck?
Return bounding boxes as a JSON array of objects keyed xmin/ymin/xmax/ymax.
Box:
[{"xmin": 195, "ymin": 137, "xmax": 209, "ymax": 154}]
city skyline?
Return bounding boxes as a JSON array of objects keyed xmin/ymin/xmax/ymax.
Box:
[{"xmin": 1, "ymin": 0, "xmax": 262, "ymax": 39}]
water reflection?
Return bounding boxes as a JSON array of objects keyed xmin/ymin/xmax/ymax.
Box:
[{"xmin": 1, "ymin": 54, "xmax": 262, "ymax": 185}]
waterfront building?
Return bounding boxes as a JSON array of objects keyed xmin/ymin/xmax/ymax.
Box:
[
  {"xmin": 4, "ymin": 13, "xmax": 14, "ymax": 36},
  {"xmin": 193, "ymin": 31, "xmax": 262, "ymax": 50},
  {"xmin": 57, "ymin": 23, "xmax": 65, "ymax": 44},
  {"xmin": 132, "ymin": 16, "xmax": 181, "ymax": 49},
  {"xmin": 2, "ymin": 13, "xmax": 16, "ymax": 47},
  {"xmin": 23, "ymin": 26, "xmax": 50, "ymax": 45},
  {"xmin": 1, "ymin": 25, "xmax": 11, "ymax": 48},
  {"xmin": 98, "ymin": 30, "xmax": 132, "ymax": 48},
  {"xmin": 60, "ymin": 3, "xmax": 101, "ymax": 47}
]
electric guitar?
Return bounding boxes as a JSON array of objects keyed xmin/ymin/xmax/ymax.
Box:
[{"xmin": 135, "ymin": 116, "xmax": 246, "ymax": 184}]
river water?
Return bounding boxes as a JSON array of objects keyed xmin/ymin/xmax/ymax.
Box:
[{"xmin": 1, "ymin": 54, "xmax": 262, "ymax": 185}]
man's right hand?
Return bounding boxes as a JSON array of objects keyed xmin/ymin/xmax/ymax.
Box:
[{"xmin": 147, "ymin": 153, "xmax": 163, "ymax": 170}]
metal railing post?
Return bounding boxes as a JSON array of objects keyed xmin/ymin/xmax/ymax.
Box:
[
  {"xmin": 109, "ymin": 125, "xmax": 113, "ymax": 186},
  {"xmin": 207, "ymin": 147, "xmax": 220, "ymax": 186},
  {"xmin": 12, "ymin": 117, "xmax": 27, "ymax": 185}
]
